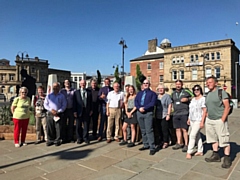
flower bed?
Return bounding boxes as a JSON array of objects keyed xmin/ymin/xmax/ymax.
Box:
[{"xmin": 0, "ymin": 125, "xmax": 36, "ymax": 140}]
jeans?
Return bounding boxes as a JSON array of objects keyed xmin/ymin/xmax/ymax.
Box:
[
  {"xmin": 137, "ymin": 111, "xmax": 155, "ymax": 150},
  {"xmin": 91, "ymin": 106, "xmax": 99, "ymax": 136},
  {"xmin": 98, "ymin": 105, "xmax": 107, "ymax": 138},
  {"xmin": 61, "ymin": 108, "xmax": 75, "ymax": 141}
]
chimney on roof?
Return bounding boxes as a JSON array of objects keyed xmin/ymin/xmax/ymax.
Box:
[
  {"xmin": 35, "ymin": 57, "xmax": 39, "ymax": 61},
  {"xmin": 148, "ymin": 38, "xmax": 158, "ymax": 53}
]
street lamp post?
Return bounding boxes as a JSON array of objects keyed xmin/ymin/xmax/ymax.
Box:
[
  {"xmin": 200, "ymin": 53, "xmax": 206, "ymax": 94},
  {"xmin": 16, "ymin": 51, "xmax": 29, "ymax": 64},
  {"xmin": 235, "ymin": 62, "xmax": 239, "ymax": 99},
  {"xmin": 119, "ymin": 38, "xmax": 127, "ymax": 87}
]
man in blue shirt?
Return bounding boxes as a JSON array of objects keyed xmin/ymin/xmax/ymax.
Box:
[
  {"xmin": 135, "ymin": 80, "xmax": 157, "ymax": 155},
  {"xmin": 44, "ymin": 82, "xmax": 67, "ymax": 146}
]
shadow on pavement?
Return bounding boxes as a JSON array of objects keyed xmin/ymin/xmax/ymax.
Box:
[{"xmin": 0, "ymin": 145, "xmax": 93, "ymax": 169}]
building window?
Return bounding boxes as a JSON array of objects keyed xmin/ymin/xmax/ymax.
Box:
[
  {"xmin": 215, "ymin": 67, "xmax": 221, "ymax": 79},
  {"xmin": 190, "ymin": 55, "xmax": 194, "ymax": 62},
  {"xmin": 205, "ymin": 53, "xmax": 209, "ymax": 60},
  {"xmin": 147, "ymin": 63, "xmax": 151, "ymax": 70},
  {"xmin": 211, "ymin": 53, "xmax": 215, "ymax": 60},
  {"xmin": 192, "ymin": 69, "xmax": 197, "ymax": 80},
  {"xmin": 216, "ymin": 52, "xmax": 220, "ymax": 60},
  {"xmin": 31, "ymin": 67, "xmax": 36, "ymax": 73},
  {"xmin": 74, "ymin": 77, "xmax": 77, "ymax": 81},
  {"xmin": 79, "ymin": 77, "xmax": 82, "ymax": 81},
  {"xmin": 159, "ymin": 62, "xmax": 164, "ymax": 69},
  {"xmin": 172, "ymin": 70, "xmax": 177, "ymax": 80},
  {"xmin": 176, "ymin": 57, "xmax": 180, "ymax": 64},
  {"xmin": 70, "ymin": 77, "xmax": 73, "ymax": 81},
  {"xmin": 172, "ymin": 58, "xmax": 176, "ymax": 64},
  {"xmin": 159, "ymin": 75, "xmax": 164, "ymax": 82},
  {"xmin": 181, "ymin": 56, "xmax": 184, "ymax": 63},
  {"xmin": 195, "ymin": 55, "xmax": 198, "ymax": 61},
  {"xmin": 179, "ymin": 70, "xmax": 184, "ymax": 80},
  {"xmin": 205, "ymin": 67, "xmax": 212, "ymax": 78},
  {"xmin": 147, "ymin": 76, "xmax": 151, "ymax": 83},
  {"xmin": 9, "ymin": 74, "xmax": 15, "ymax": 81},
  {"xmin": 0, "ymin": 74, "xmax": 5, "ymax": 81}
]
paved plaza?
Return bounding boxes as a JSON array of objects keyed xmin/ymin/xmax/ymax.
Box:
[{"xmin": 0, "ymin": 109, "xmax": 240, "ymax": 180}]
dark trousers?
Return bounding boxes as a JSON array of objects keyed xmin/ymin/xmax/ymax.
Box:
[
  {"xmin": 154, "ymin": 117, "xmax": 169, "ymax": 145},
  {"xmin": 76, "ymin": 108, "xmax": 90, "ymax": 141},
  {"xmin": 61, "ymin": 108, "xmax": 75, "ymax": 141},
  {"xmin": 46, "ymin": 114, "xmax": 62, "ymax": 143},
  {"xmin": 91, "ymin": 106, "xmax": 99, "ymax": 137},
  {"xmin": 137, "ymin": 111, "xmax": 155, "ymax": 150},
  {"xmin": 98, "ymin": 105, "xmax": 107, "ymax": 138}
]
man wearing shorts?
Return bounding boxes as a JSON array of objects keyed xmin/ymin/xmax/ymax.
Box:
[
  {"xmin": 172, "ymin": 80, "xmax": 192, "ymax": 152},
  {"xmin": 204, "ymin": 76, "xmax": 231, "ymax": 168}
]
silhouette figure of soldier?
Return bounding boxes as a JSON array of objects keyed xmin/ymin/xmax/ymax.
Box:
[
  {"xmin": 16, "ymin": 85, "xmax": 20, "ymax": 97},
  {"xmin": 20, "ymin": 69, "xmax": 36, "ymax": 99}
]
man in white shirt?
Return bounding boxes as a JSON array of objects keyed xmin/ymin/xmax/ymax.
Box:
[{"xmin": 106, "ymin": 82, "xmax": 124, "ymax": 143}]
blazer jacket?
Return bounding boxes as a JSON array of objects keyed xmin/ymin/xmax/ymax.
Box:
[{"xmin": 73, "ymin": 89, "xmax": 92, "ymax": 117}]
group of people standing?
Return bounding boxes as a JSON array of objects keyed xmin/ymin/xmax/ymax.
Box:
[{"xmin": 10, "ymin": 75, "xmax": 232, "ymax": 168}]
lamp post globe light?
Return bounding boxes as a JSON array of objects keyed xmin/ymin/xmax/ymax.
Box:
[
  {"xmin": 119, "ymin": 38, "xmax": 127, "ymax": 88},
  {"xmin": 16, "ymin": 51, "xmax": 29, "ymax": 70}
]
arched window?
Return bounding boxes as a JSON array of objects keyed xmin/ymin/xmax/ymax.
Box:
[
  {"xmin": 190, "ymin": 55, "xmax": 194, "ymax": 62},
  {"xmin": 195, "ymin": 55, "xmax": 198, "ymax": 61},
  {"xmin": 216, "ymin": 52, "xmax": 220, "ymax": 60},
  {"xmin": 172, "ymin": 58, "xmax": 176, "ymax": 64}
]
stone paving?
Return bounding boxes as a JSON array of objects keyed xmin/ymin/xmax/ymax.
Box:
[{"xmin": 0, "ymin": 109, "xmax": 239, "ymax": 180}]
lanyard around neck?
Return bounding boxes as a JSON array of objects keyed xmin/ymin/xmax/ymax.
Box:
[{"xmin": 176, "ymin": 90, "xmax": 183, "ymax": 99}]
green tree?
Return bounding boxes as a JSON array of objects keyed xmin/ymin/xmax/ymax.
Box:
[
  {"xmin": 97, "ymin": 70, "xmax": 102, "ymax": 88},
  {"xmin": 135, "ymin": 64, "xmax": 146, "ymax": 91},
  {"xmin": 114, "ymin": 66, "xmax": 121, "ymax": 85}
]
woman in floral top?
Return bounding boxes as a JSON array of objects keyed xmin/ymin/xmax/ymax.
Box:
[{"xmin": 186, "ymin": 85, "xmax": 206, "ymax": 159}]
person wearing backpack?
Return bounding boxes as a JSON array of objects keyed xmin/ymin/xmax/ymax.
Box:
[
  {"xmin": 34, "ymin": 86, "xmax": 47, "ymax": 144},
  {"xmin": 204, "ymin": 76, "xmax": 232, "ymax": 168}
]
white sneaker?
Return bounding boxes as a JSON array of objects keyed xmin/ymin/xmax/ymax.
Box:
[
  {"xmin": 15, "ymin": 144, "xmax": 20, "ymax": 148},
  {"xmin": 22, "ymin": 142, "xmax": 27, "ymax": 146}
]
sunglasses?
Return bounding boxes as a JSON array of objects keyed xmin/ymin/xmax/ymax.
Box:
[
  {"xmin": 194, "ymin": 88, "xmax": 200, "ymax": 91},
  {"xmin": 143, "ymin": 82, "xmax": 149, "ymax": 84}
]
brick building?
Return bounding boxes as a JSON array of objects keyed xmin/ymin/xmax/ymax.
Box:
[{"xmin": 130, "ymin": 38, "xmax": 240, "ymax": 100}]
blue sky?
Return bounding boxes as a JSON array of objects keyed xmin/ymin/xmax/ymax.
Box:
[{"xmin": 0, "ymin": 0, "xmax": 239, "ymax": 75}]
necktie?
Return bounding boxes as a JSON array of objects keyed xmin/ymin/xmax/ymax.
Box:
[
  {"xmin": 141, "ymin": 91, "xmax": 146, "ymax": 106},
  {"xmin": 82, "ymin": 91, "xmax": 86, "ymax": 107}
]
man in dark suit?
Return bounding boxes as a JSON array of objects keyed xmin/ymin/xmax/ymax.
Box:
[
  {"xmin": 73, "ymin": 80, "xmax": 92, "ymax": 144},
  {"xmin": 97, "ymin": 78, "xmax": 113, "ymax": 141},
  {"xmin": 87, "ymin": 79, "xmax": 100, "ymax": 140}
]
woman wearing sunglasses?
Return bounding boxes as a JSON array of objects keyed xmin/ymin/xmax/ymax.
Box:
[{"xmin": 186, "ymin": 85, "xmax": 206, "ymax": 159}]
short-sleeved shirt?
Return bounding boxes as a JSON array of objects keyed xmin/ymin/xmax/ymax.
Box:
[
  {"xmin": 155, "ymin": 94, "xmax": 172, "ymax": 119},
  {"xmin": 12, "ymin": 97, "xmax": 31, "ymax": 119},
  {"xmin": 189, "ymin": 96, "xmax": 206, "ymax": 121},
  {"xmin": 205, "ymin": 88, "xmax": 228, "ymax": 120},
  {"xmin": 172, "ymin": 89, "xmax": 192, "ymax": 116},
  {"xmin": 107, "ymin": 91, "xmax": 124, "ymax": 108}
]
